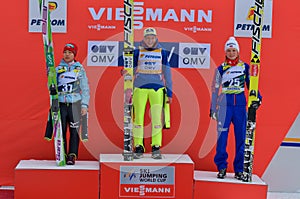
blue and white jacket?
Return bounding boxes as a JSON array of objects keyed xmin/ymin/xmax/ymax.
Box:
[
  {"xmin": 210, "ymin": 60, "xmax": 262, "ymax": 112},
  {"xmin": 56, "ymin": 59, "xmax": 90, "ymax": 108},
  {"xmin": 133, "ymin": 42, "xmax": 172, "ymax": 98}
]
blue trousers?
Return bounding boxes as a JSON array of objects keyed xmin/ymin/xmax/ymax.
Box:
[{"xmin": 214, "ymin": 105, "xmax": 247, "ymax": 172}]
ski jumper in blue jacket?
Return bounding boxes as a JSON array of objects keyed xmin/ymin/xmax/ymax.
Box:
[
  {"xmin": 210, "ymin": 37, "xmax": 262, "ymax": 175},
  {"xmin": 132, "ymin": 28, "xmax": 172, "ymax": 154}
]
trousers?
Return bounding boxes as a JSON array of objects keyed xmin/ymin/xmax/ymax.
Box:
[{"xmin": 133, "ymin": 87, "xmax": 164, "ymax": 148}]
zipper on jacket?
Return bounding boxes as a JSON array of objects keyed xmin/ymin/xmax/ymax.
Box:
[{"xmin": 234, "ymin": 94, "xmax": 236, "ymax": 106}]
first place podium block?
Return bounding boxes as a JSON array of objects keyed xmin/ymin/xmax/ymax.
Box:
[
  {"xmin": 15, "ymin": 160, "xmax": 99, "ymax": 199},
  {"xmin": 99, "ymin": 154, "xmax": 194, "ymax": 199},
  {"xmin": 193, "ymin": 171, "xmax": 268, "ymax": 199}
]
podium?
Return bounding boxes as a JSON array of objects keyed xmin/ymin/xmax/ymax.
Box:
[
  {"xmin": 99, "ymin": 154, "xmax": 194, "ymax": 199},
  {"xmin": 14, "ymin": 157, "xmax": 268, "ymax": 199},
  {"xmin": 14, "ymin": 160, "xmax": 99, "ymax": 199},
  {"xmin": 193, "ymin": 171, "xmax": 268, "ymax": 199}
]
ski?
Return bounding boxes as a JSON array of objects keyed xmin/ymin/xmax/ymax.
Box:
[
  {"xmin": 163, "ymin": 92, "xmax": 170, "ymax": 129},
  {"xmin": 80, "ymin": 113, "xmax": 88, "ymax": 142},
  {"xmin": 122, "ymin": 0, "xmax": 134, "ymax": 161},
  {"xmin": 40, "ymin": 0, "xmax": 66, "ymax": 166},
  {"xmin": 242, "ymin": 0, "xmax": 264, "ymax": 182}
]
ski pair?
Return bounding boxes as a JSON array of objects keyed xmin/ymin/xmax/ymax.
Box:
[
  {"xmin": 122, "ymin": 0, "xmax": 134, "ymax": 161},
  {"xmin": 242, "ymin": 0, "xmax": 265, "ymax": 182},
  {"xmin": 39, "ymin": 0, "xmax": 65, "ymax": 166}
]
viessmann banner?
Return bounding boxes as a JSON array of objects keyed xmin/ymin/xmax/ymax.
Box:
[
  {"xmin": 119, "ymin": 166, "xmax": 175, "ymax": 198},
  {"xmin": 87, "ymin": 1, "xmax": 213, "ymax": 32}
]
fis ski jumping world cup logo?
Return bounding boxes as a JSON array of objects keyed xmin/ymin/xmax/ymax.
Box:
[
  {"xmin": 124, "ymin": 170, "xmax": 137, "ymax": 181},
  {"xmin": 120, "ymin": 166, "xmax": 175, "ymax": 197}
]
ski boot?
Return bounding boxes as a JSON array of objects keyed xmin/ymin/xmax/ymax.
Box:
[
  {"xmin": 217, "ymin": 168, "xmax": 227, "ymax": 179},
  {"xmin": 151, "ymin": 146, "xmax": 162, "ymax": 159},
  {"xmin": 133, "ymin": 145, "xmax": 144, "ymax": 159},
  {"xmin": 66, "ymin": 154, "xmax": 76, "ymax": 165},
  {"xmin": 234, "ymin": 172, "xmax": 244, "ymax": 180}
]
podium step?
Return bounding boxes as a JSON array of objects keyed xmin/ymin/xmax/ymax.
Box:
[
  {"xmin": 193, "ymin": 171, "xmax": 268, "ymax": 199},
  {"xmin": 15, "ymin": 160, "xmax": 99, "ymax": 199},
  {"xmin": 100, "ymin": 154, "xmax": 194, "ymax": 199}
]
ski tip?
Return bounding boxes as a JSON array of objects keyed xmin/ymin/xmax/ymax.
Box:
[{"xmin": 56, "ymin": 161, "xmax": 66, "ymax": 166}]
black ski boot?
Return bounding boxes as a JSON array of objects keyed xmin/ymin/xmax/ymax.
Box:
[
  {"xmin": 151, "ymin": 146, "xmax": 162, "ymax": 159},
  {"xmin": 234, "ymin": 172, "xmax": 244, "ymax": 180},
  {"xmin": 66, "ymin": 154, "xmax": 76, "ymax": 165},
  {"xmin": 217, "ymin": 168, "xmax": 227, "ymax": 179},
  {"xmin": 133, "ymin": 145, "xmax": 144, "ymax": 159}
]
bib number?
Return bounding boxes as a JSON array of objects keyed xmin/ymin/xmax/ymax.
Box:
[
  {"xmin": 229, "ymin": 78, "xmax": 240, "ymax": 87},
  {"xmin": 61, "ymin": 84, "xmax": 73, "ymax": 93}
]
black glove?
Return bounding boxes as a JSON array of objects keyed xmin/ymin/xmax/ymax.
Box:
[
  {"xmin": 209, "ymin": 109, "xmax": 218, "ymax": 120},
  {"xmin": 250, "ymin": 98, "xmax": 262, "ymax": 110}
]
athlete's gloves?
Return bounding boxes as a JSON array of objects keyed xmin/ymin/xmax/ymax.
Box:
[
  {"xmin": 209, "ymin": 109, "xmax": 218, "ymax": 120},
  {"xmin": 250, "ymin": 98, "xmax": 262, "ymax": 110}
]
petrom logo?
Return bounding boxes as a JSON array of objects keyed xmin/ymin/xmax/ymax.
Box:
[
  {"xmin": 49, "ymin": 1, "xmax": 58, "ymax": 12},
  {"xmin": 28, "ymin": 0, "xmax": 67, "ymax": 33},
  {"xmin": 247, "ymin": 6, "xmax": 255, "ymax": 20},
  {"xmin": 235, "ymin": 4, "xmax": 270, "ymax": 32}
]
